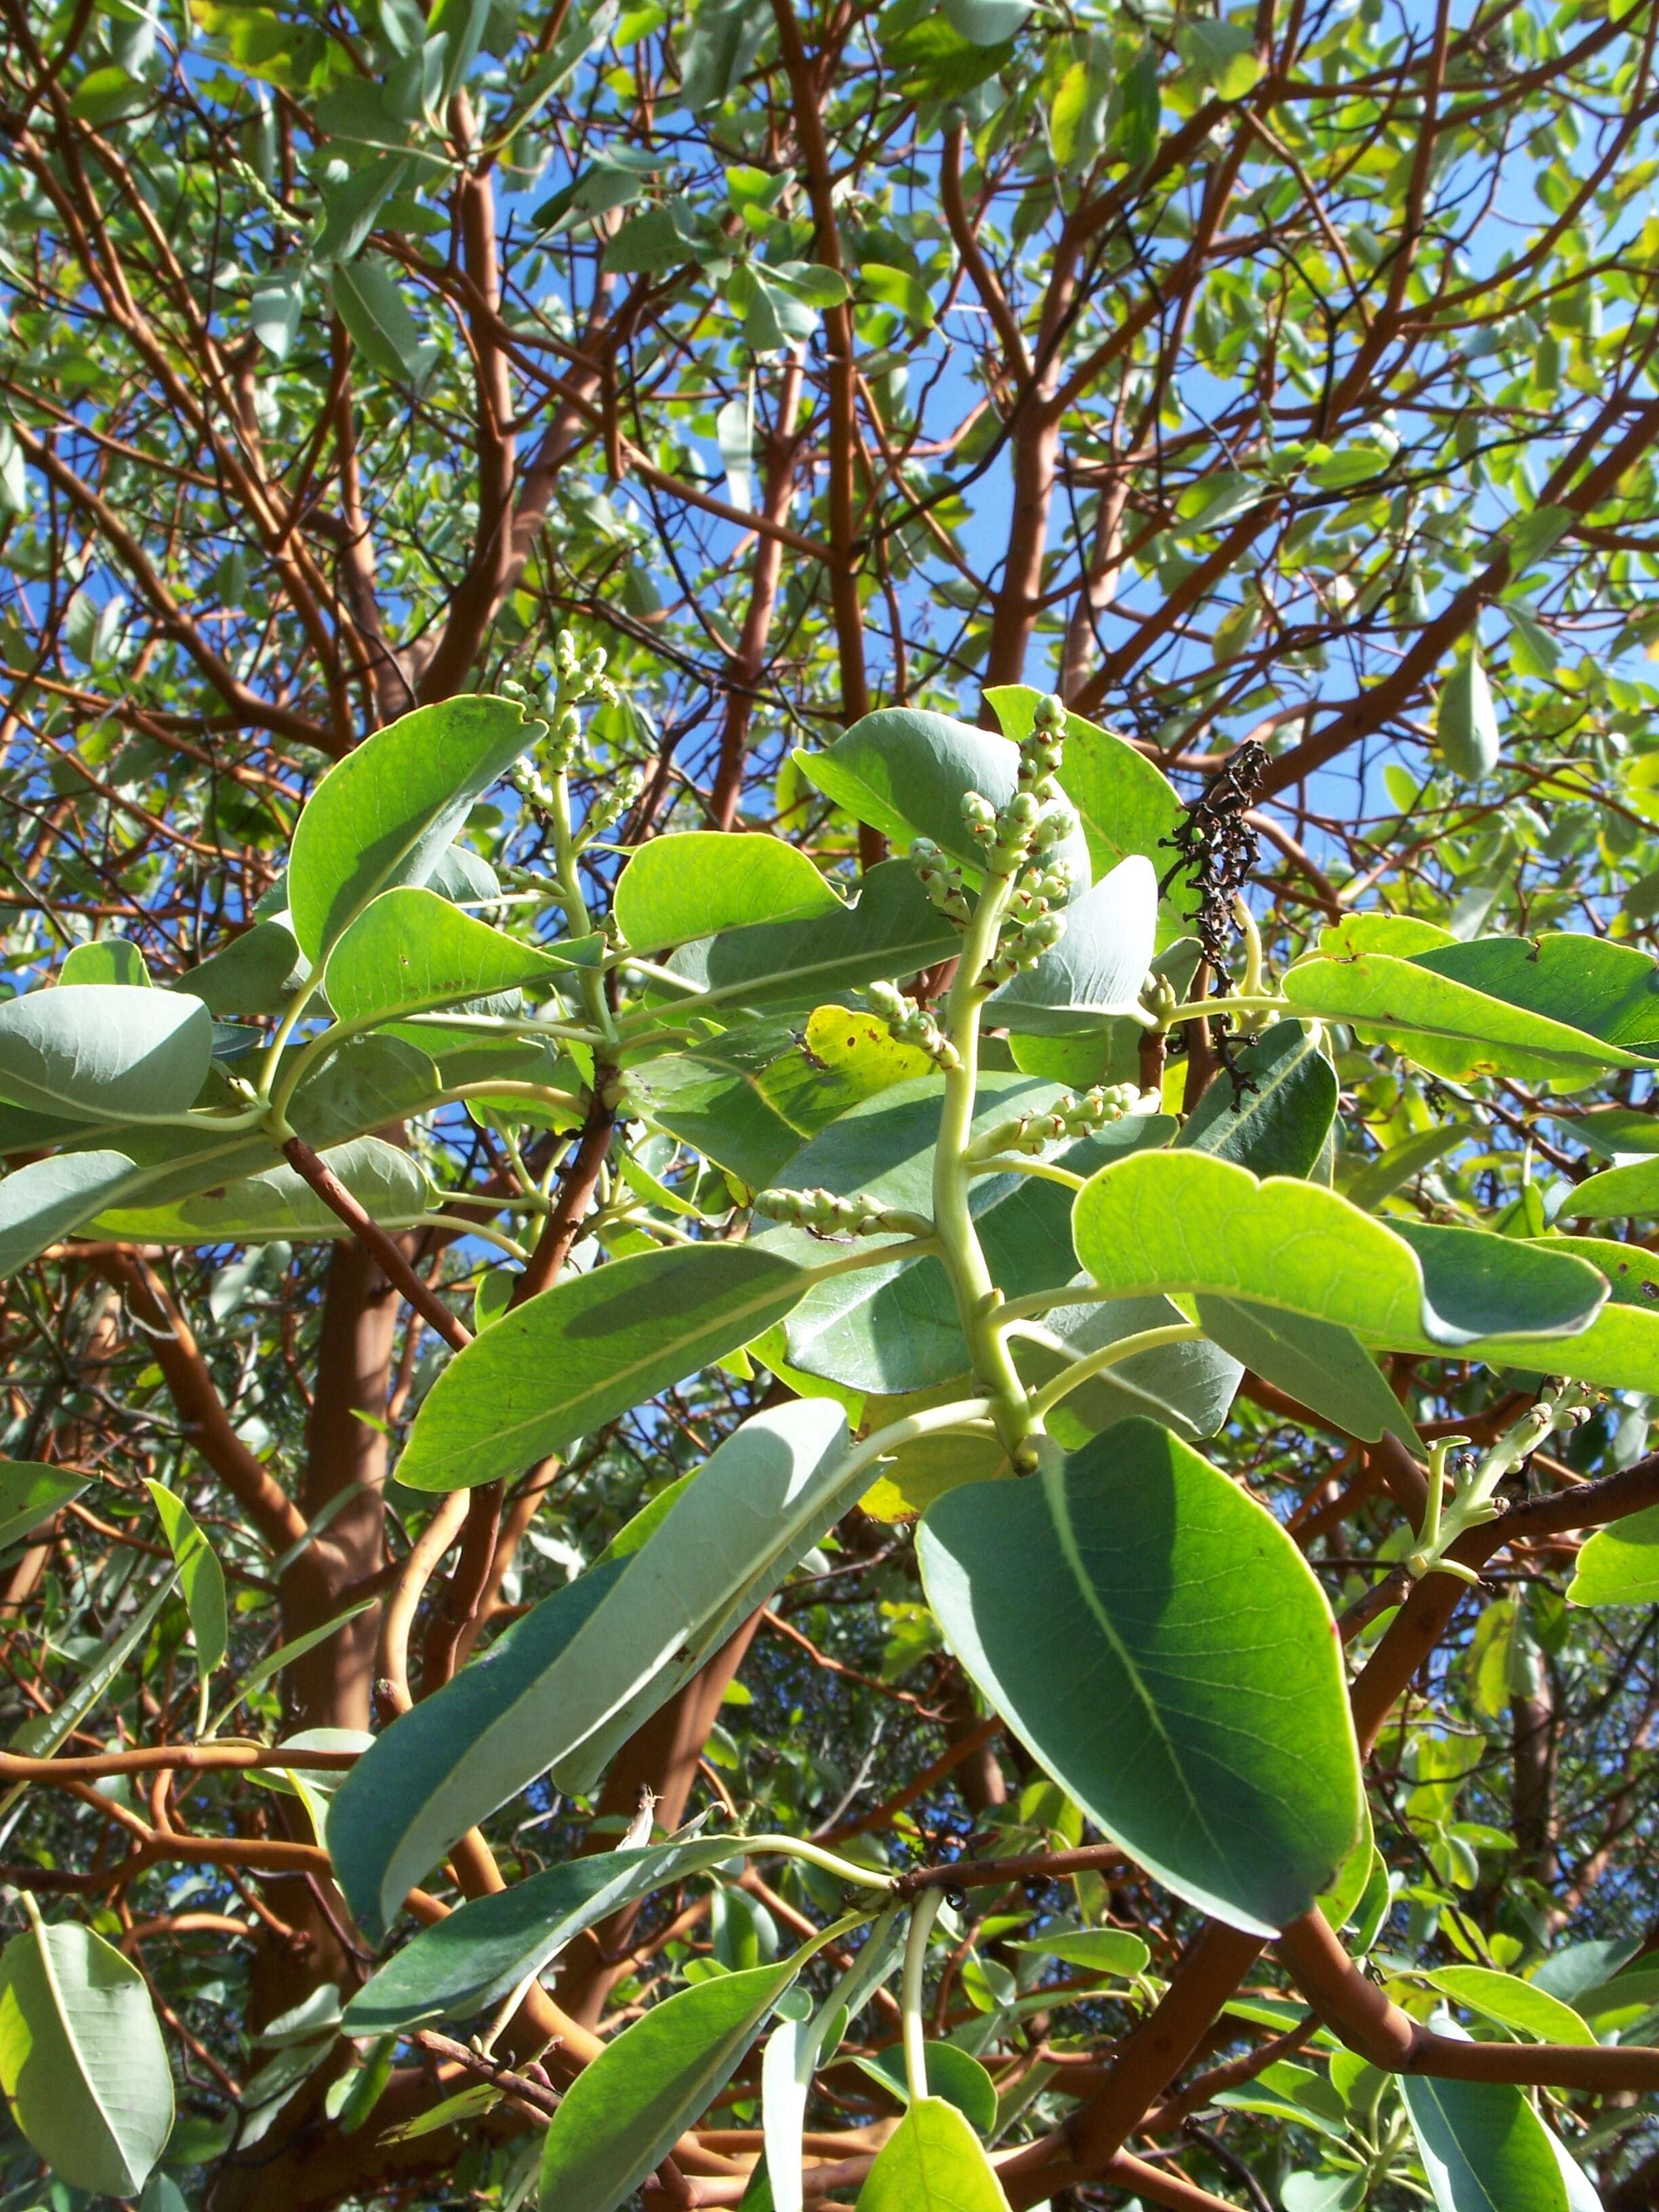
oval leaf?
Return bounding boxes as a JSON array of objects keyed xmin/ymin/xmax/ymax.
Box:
[
  {"xmin": 1568, "ymin": 1501, "xmax": 1659, "ymax": 1607},
  {"xmin": 795, "ymin": 709, "xmax": 1090, "ymax": 888},
  {"xmin": 1401, "ymin": 2075, "xmax": 1571, "ymax": 2212},
  {"xmin": 288, "ymin": 695, "xmax": 545, "ymax": 962},
  {"xmin": 343, "ymin": 1835, "xmax": 742, "ymax": 2033},
  {"xmin": 0, "ymin": 1150, "xmax": 140, "ymax": 1278},
  {"xmin": 854, "ymin": 2043, "xmax": 998, "ymax": 2132},
  {"xmin": 853, "ymin": 2097, "xmax": 1010, "ymax": 2211},
  {"xmin": 0, "ymin": 1917, "xmax": 175, "ymax": 2196},
  {"xmin": 647, "ymin": 860, "xmax": 958, "ymax": 1029},
  {"xmin": 333, "ymin": 1400, "xmax": 849, "ymax": 1934},
  {"xmin": 0, "ymin": 987, "xmax": 212, "ymax": 1121},
  {"xmin": 538, "ymin": 1963, "xmax": 799, "ymax": 2212},
  {"xmin": 986, "ymin": 856, "xmax": 1157, "ymax": 1036},
  {"xmin": 918, "ymin": 1419, "xmax": 1364, "ymax": 1935},
  {"xmin": 615, "ymin": 832, "xmax": 841, "ymax": 949},
  {"xmin": 1282, "ymin": 954, "xmax": 1651, "ymax": 1089},
  {"xmin": 1071, "ymin": 1151, "xmax": 1605, "ymax": 1353},
  {"xmin": 325, "ymin": 886, "xmax": 600, "ymax": 1027},
  {"xmin": 1176, "ymin": 1019, "xmax": 1336, "ymax": 1179},
  {"xmin": 0, "ymin": 1463, "xmax": 89, "ymax": 1550},
  {"xmin": 396, "ymin": 1244, "xmax": 808, "ymax": 1493},
  {"xmin": 1436, "ymin": 650, "xmax": 1502, "ymax": 781},
  {"xmin": 1427, "ymin": 1967, "xmax": 1595, "ymax": 2046},
  {"xmin": 93, "ymin": 1134, "xmax": 433, "ymax": 1246}
]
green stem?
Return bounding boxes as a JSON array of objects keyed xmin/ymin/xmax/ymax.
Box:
[
  {"xmin": 933, "ymin": 872, "xmax": 1034, "ymax": 1454},
  {"xmin": 966, "ymin": 1155, "xmax": 1087, "ymax": 1192},
  {"xmin": 901, "ymin": 1887, "xmax": 945, "ymax": 2103},
  {"xmin": 546, "ymin": 752, "xmax": 617, "ymax": 1052},
  {"xmin": 1159, "ymin": 991, "xmax": 1289, "ymax": 1027},
  {"xmin": 735, "ymin": 1835, "xmax": 897, "ymax": 1892},
  {"xmin": 1025, "ymin": 1323, "xmax": 1208, "ymax": 1422}
]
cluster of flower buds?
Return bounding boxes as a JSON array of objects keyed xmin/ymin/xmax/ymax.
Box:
[
  {"xmin": 754, "ymin": 1185, "xmax": 928, "ymax": 1238},
  {"xmin": 1018, "ymin": 693, "xmax": 1067, "ymax": 796},
  {"xmin": 579, "ymin": 762, "xmax": 647, "ymax": 844},
  {"xmin": 960, "ymin": 786, "xmax": 1079, "ymax": 878},
  {"xmin": 867, "ymin": 980, "xmax": 962, "ymax": 1070},
  {"xmin": 979, "ymin": 905, "xmax": 1065, "ymax": 990},
  {"xmin": 910, "ymin": 839, "xmax": 970, "ymax": 924},
  {"xmin": 970, "ymin": 1082, "xmax": 1145, "ymax": 1160},
  {"xmin": 1139, "ymin": 968, "xmax": 1180, "ymax": 1031}
]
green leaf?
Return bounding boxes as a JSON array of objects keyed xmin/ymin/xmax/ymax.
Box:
[
  {"xmin": 918, "ymin": 1420, "xmax": 1364, "ymax": 1935},
  {"xmin": 144, "ymin": 1482, "xmax": 228, "ymax": 1681},
  {"xmin": 1435, "ymin": 649, "xmax": 1502, "ymax": 781},
  {"xmin": 1426, "ymin": 1967, "xmax": 1595, "ymax": 2046},
  {"xmin": 396, "ymin": 1244, "xmax": 807, "ymax": 1492},
  {"xmin": 853, "ymin": 2096, "xmax": 1010, "ymax": 2211},
  {"xmin": 59, "ymin": 939, "xmax": 150, "ymax": 988},
  {"xmin": 331, "ymin": 256, "xmax": 435, "ymax": 384},
  {"xmin": 1400, "ymin": 2076, "xmax": 1571, "ymax": 2212},
  {"xmin": 1193, "ymin": 1298, "xmax": 1418, "ymax": 1445},
  {"xmin": 545, "ymin": 1399, "xmax": 853, "ymax": 1793},
  {"xmin": 1282, "ymin": 953, "xmax": 1654, "ymax": 1089},
  {"xmin": 1177, "ymin": 16, "xmax": 1263, "ymax": 98},
  {"xmin": 1282, "ymin": 2177, "xmax": 1365, "ymax": 2212},
  {"xmin": 1564, "ymin": 1156, "xmax": 1659, "ymax": 1220},
  {"xmin": 615, "ymin": 832, "xmax": 840, "ymax": 950},
  {"xmin": 633, "ymin": 1006, "xmax": 933, "ymax": 1189},
  {"xmin": 1410, "ymin": 934, "xmax": 1659, "ymax": 1056},
  {"xmin": 649, "ymin": 861, "xmax": 959, "ymax": 1029},
  {"xmin": 325, "ymin": 886, "xmax": 598, "ymax": 1027},
  {"xmin": 859, "ymin": 260, "xmax": 933, "ymax": 326},
  {"xmin": 761, "ymin": 2005, "xmax": 817, "ymax": 2212},
  {"xmin": 986, "ymin": 857, "xmax": 1157, "ymax": 1035},
  {"xmin": 177, "ymin": 918, "xmax": 304, "ymax": 1017},
  {"xmin": 1072, "ymin": 1151, "xmax": 1605, "ymax": 1354},
  {"xmin": 0, "ymin": 1151, "xmax": 141, "ymax": 1278},
  {"xmin": 288, "ymin": 695, "xmax": 545, "ymax": 962},
  {"xmin": 795, "ymin": 711, "xmax": 1090, "ymax": 888},
  {"xmin": 0, "ymin": 1463, "xmax": 89, "ymax": 1550},
  {"xmin": 344, "ymin": 1835, "xmax": 741, "ymax": 2032},
  {"xmin": 1175, "ymin": 1020, "xmax": 1336, "ymax": 1178},
  {"xmin": 538, "ymin": 1963, "xmax": 800, "ymax": 2212},
  {"xmin": 1012, "ymin": 1290, "xmax": 1242, "ymax": 1450},
  {"xmin": 92, "ymin": 1135, "xmax": 433, "ymax": 1245},
  {"xmin": 1568, "ymin": 1501, "xmax": 1659, "ymax": 1606},
  {"xmin": 1343, "ymin": 1123, "xmax": 1473, "ymax": 1211},
  {"xmin": 0, "ymin": 1917, "xmax": 174, "ymax": 2196},
  {"xmin": 766, "ymin": 1075, "xmax": 1171, "ymax": 1392},
  {"xmin": 983, "ymin": 689, "xmax": 1184, "ymax": 902},
  {"xmin": 0, "ymin": 986, "xmax": 212, "ymax": 1120},
  {"xmin": 1393, "ymin": 1218, "xmax": 1607, "ymax": 1344},
  {"xmin": 9, "ymin": 1570, "xmax": 179, "ymax": 1763},
  {"xmin": 333, "ymin": 1401, "xmax": 851, "ymax": 1931},
  {"xmin": 1006, "ymin": 1927, "xmax": 1149, "ymax": 1977},
  {"xmin": 853, "ymin": 2044, "xmax": 998, "ymax": 2131}
]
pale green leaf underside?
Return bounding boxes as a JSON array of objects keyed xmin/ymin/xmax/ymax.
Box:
[
  {"xmin": 918, "ymin": 1419, "xmax": 1364, "ymax": 1936},
  {"xmin": 1400, "ymin": 2075, "xmax": 1570, "ymax": 2212},
  {"xmin": 0, "ymin": 1922, "xmax": 174, "ymax": 2197}
]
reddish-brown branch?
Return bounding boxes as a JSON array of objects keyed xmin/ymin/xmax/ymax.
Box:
[
  {"xmin": 1278, "ymin": 1910, "xmax": 1659, "ymax": 2090},
  {"xmin": 98, "ymin": 1253, "xmax": 308, "ymax": 1557},
  {"xmin": 281, "ymin": 1137, "xmax": 470, "ymax": 1354}
]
